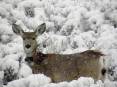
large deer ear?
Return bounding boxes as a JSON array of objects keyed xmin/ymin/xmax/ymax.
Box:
[
  {"xmin": 12, "ymin": 23, "xmax": 24, "ymax": 35},
  {"xmin": 35, "ymin": 23, "xmax": 46, "ymax": 36}
]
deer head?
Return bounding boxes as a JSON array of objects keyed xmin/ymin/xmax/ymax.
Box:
[{"xmin": 12, "ymin": 23, "xmax": 46, "ymax": 62}]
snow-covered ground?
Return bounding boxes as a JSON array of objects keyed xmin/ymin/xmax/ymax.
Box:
[{"xmin": 0, "ymin": 0, "xmax": 117, "ymax": 87}]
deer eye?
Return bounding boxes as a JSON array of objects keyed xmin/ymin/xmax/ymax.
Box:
[
  {"xmin": 23, "ymin": 37, "xmax": 25, "ymax": 40},
  {"xmin": 32, "ymin": 38, "xmax": 35, "ymax": 40}
]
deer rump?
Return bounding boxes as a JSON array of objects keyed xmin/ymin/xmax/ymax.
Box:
[{"xmin": 32, "ymin": 50, "xmax": 104, "ymax": 82}]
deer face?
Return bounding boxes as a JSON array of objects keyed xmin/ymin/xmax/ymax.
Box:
[
  {"xmin": 12, "ymin": 23, "xmax": 46, "ymax": 58},
  {"xmin": 22, "ymin": 32, "xmax": 37, "ymax": 57}
]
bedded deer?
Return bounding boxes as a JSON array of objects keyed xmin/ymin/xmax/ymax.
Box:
[{"xmin": 12, "ymin": 23, "xmax": 106, "ymax": 82}]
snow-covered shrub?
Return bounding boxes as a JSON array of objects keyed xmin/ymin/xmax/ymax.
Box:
[
  {"xmin": 0, "ymin": 71, "xmax": 3, "ymax": 87},
  {"xmin": 18, "ymin": 63, "xmax": 32, "ymax": 78},
  {"xmin": 37, "ymin": 34, "xmax": 70, "ymax": 53},
  {"xmin": 7, "ymin": 74, "xmax": 51, "ymax": 87},
  {"xmin": 1, "ymin": 0, "xmax": 117, "ymax": 86},
  {"xmin": 3, "ymin": 66, "xmax": 18, "ymax": 85},
  {"xmin": 7, "ymin": 77, "xmax": 117, "ymax": 87},
  {"xmin": 24, "ymin": 6, "xmax": 35, "ymax": 18}
]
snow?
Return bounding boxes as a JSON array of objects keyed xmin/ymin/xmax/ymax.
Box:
[
  {"xmin": 6, "ymin": 74, "xmax": 51, "ymax": 87},
  {"xmin": 18, "ymin": 63, "xmax": 32, "ymax": 78},
  {"xmin": 5, "ymin": 77, "xmax": 117, "ymax": 87},
  {"xmin": 0, "ymin": 0, "xmax": 117, "ymax": 86}
]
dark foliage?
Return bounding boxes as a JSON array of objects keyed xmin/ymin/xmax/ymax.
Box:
[
  {"xmin": 3, "ymin": 66, "xmax": 17, "ymax": 85},
  {"xmin": 25, "ymin": 6, "xmax": 35, "ymax": 17}
]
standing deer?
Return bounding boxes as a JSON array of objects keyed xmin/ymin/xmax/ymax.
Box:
[{"xmin": 12, "ymin": 23, "xmax": 106, "ymax": 82}]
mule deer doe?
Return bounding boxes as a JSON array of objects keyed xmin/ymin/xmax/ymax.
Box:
[{"xmin": 12, "ymin": 23, "xmax": 106, "ymax": 82}]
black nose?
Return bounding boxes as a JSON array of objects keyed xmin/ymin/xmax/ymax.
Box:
[{"xmin": 25, "ymin": 44, "xmax": 31, "ymax": 48}]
